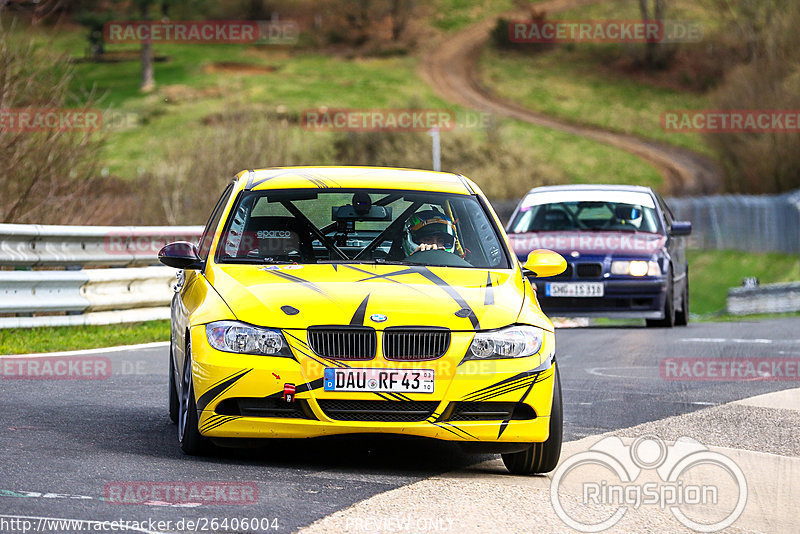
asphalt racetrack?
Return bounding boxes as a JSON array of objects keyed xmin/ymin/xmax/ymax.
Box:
[{"xmin": 2, "ymin": 317, "xmax": 798, "ymax": 533}]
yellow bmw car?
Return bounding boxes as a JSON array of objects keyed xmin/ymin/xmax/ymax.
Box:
[{"xmin": 158, "ymin": 166, "xmax": 567, "ymax": 475}]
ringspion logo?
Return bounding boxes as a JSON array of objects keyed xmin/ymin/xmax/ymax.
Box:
[{"xmin": 551, "ymin": 436, "xmax": 747, "ymax": 532}]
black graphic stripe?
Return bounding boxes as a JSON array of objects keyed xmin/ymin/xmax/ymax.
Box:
[
  {"xmin": 431, "ymin": 422, "xmax": 467, "ymax": 440},
  {"xmin": 343, "ymin": 265, "xmax": 428, "ymax": 294},
  {"xmin": 467, "ymin": 373, "xmax": 548, "ymax": 402},
  {"xmin": 350, "ymin": 295, "xmax": 370, "ymax": 326},
  {"xmin": 467, "ymin": 379, "xmax": 538, "ymax": 403},
  {"xmin": 444, "ymin": 423, "xmax": 478, "ymax": 440},
  {"xmin": 196, "ymin": 369, "xmax": 252, "ymax": 412},
  {"xmin": 201, "ymin": 415, "xmax": 239, "ymax": 433},
  {"xmin": 497, "ymin": 379, "xmax": 539, "ymax": 439},
  {"xmin": 484, "ymin": 272, "xmax": 494, "ymax": 306},
  {"xmin": 199, "ymin": 414, "xmax": 225, "ymax": 432},
  {"xmin": 355, "ymin": 267, "xmax": 420, "ymax": 282},
  {"xmin": 264, "ymin": 269, "xmax": 327, "ymax": 296},
  {"xmin": 416, "ymin": 267, "xmax": 480, "ymax": 329},
  {"xmin": 461, "ymin": 370, "xmax": 539, "ymax": 402}
]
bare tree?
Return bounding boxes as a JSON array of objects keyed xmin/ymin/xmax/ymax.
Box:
[
  {"xmin": 638, "ymin": 0, "xmax": 666, "ymax": 68},
  {"xmin": 388, "ymin": 0, "xmax": 414, "ymax": 41},
  {"xmin": 0, "ymin": 30, "xmax": 105, "ymax": 224}
]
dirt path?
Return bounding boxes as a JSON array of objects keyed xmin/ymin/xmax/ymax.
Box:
[{"xmin": 419, "ymin": 0, "xmax": 723, "ymax": 195}]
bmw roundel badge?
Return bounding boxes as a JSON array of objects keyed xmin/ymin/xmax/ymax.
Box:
[{"xmin": 370, "ymin": 313, "xmax": 388, "ymax": 323}]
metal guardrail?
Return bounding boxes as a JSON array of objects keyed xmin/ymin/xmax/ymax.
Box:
[
  {"xmin": 0, "ymin": 225, "xmax": 202, "ymax": 329},
  {"xmin": 727, "ymin": 282, "xmax": 800, "ymax": 315},
  {"xmin": 0, "ymin": 223, "xmax": 203, "ymax": 267}
]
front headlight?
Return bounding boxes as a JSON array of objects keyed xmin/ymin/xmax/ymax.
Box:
[
  {"xmin": 610, "ymin": 260, "xmax": 661, "ymax": 277},
  {"xmin": 465, "ymin": 325, "xmax": 544, "ymax": 361},
  {"xmin": 205, "ymin": 321, "xmax": 293, "ymax": 357}
]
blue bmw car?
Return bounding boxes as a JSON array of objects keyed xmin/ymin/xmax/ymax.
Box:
[{"xmin": 506, "ymin": 185, "xmax": 692, "ymax": 327}]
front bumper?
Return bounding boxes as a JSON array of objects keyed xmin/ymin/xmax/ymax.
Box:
[
  {"xmin": 533, "ymin": 278, "xmax": 667, "ymax": 319},
  {"xmin": 189, "ymin": 326, "xmax": 556, "ymax": 444}
]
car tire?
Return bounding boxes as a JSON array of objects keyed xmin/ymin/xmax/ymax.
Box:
[
  {"xmin": 675, "ymin": 279, "xmax": 689, "ymax": 327},
  {"xmin": 501, "ymin": 365, "xmax": 563, "ymax": 475},
  {"xmin": 178, "ymin": 339, "xmax": 210, "ymax": 455},
  {"xmin": 168, "ymin": 340, "xmax": 178, "ymax": 425},
  {"xmin": 647, "ymin": 270, "xmax": 675, "ymax": 328}
]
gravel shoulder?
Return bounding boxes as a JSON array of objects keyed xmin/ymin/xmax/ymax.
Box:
[{"xmin": 301, "ymin": 388, "xmax": 800, "ymax": 533}]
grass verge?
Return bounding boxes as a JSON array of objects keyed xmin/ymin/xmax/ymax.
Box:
[
  {"xmin": 0, "ymin": 320, "xmax": 170, "ymax": 355},
  {"xmin": 12, "ymin": 21, "xmax": 665, "ymax": 201},
  {"xmin": 688, "ymin": 250, "xmax": 800, "ymax": 316}
]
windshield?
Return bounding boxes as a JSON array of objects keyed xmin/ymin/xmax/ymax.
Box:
[
  {"xmin": 509, "ymin": 193, "xmax": 662, "ymax": 234},
  {"xmin": 215, "ymin": 189, "xmax": 511, "ymax": 269}
]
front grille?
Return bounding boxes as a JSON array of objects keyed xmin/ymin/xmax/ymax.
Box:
[
  {"xmin": 383, "ymin": 328, "xmax": 450, "ymax": 361},
  {"xmin": 308, "ymin": 327, "xmax": 376, "ymax": 360},
  {"xmin": 215, "ymin": 398, "xmax": 314, "ymax": 419},
  {"xmin": 317, "ymin": 400, "xmax": 439, "ymax": 422},
  {"xmin": 449, "ymin": 402, "xmax": 536, "ymax": 421},
  {"xmin": 576, "ymin": 263, "xmax": 603, "ymax": 278}
]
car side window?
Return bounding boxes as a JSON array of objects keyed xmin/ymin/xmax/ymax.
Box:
[
  {"xmin": 198, "ymin": 183, "xmax": 235, "ymax": 261},
  {"xmin": 654, "ymin": 193, "xmax": 674, "ymax": 230}
]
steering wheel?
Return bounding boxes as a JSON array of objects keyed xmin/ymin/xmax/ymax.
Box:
[{"xmin": 404, "ymin": 249, "xmax": 472, "ymax": 267}]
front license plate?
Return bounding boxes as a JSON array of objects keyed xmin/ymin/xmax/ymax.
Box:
[
  {"xmin": 323, "ymin": 368, "xmax": 434, "ymax": 393},
  {"xmin": 546, "ymin": 282, "xmax": 604, "ymax": 297}
]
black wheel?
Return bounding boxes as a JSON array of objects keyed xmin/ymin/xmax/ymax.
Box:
[
  {"xmin": 647, "ymin": 270, "xmax": 675, "ymax": 328},
  {"xmin": 168, "ymin": 340, "xmax": 178, "ymax": 424},
  {"xmin": 502, "ymin": 365, "xmax": 563, "ymax": 475},
  {"xmin": 178, "ymin": 339, "xmax": 210, "ymax": 455},
  {"xmin": 675, "ymin": 278, "xmax": 689, "ymax": 327}
]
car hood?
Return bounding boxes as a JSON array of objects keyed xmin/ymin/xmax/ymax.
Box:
[
  {"xmin": 509, "ymin": 231, "xmax": 665, "ymax": 257},
  {"xmin": 206, "ymin": 263, "xmax": 548, "ymax": 331}
]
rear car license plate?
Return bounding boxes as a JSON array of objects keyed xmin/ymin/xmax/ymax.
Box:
[
  {"xmin": 323, "ymin": 368, "xmax": 434, "ymax": 393},
  {"xmin": 546, "ymin": 282, "xmax": 604, "ymax": 297}
]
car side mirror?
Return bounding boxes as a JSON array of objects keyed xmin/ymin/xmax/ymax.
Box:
[
  {"xmin": 670, "ymin": 221, "xmax": 692, "ymax": 236},
  {"xmin": 158, "ymin": 241, "xmax": 203, "ymax": 270},
  {"xmin": 522, "ymin": 249, "xmax": 567, "ymax": 278}
]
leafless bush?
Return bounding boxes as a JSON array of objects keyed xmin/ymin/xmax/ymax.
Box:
[
  {"xmin": 139, "ymin": 114, "xmax": 332, "ymax": 225},
  {"xmin": 704, "ymin": 0, "xmax": 800, "ymax": 193},
  {"xmin": 0, "ymin": 28, "xmax": 106, "ymax": 224},
  {"xmin": 332, "ymin": 124, "xmax": 559, "ymax": 200}
]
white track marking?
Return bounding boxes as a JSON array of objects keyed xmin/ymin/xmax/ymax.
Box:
[
  {"xmin": 679, "ymin": 338, "xmax": 791, "ymax": 344},
  {"xmin": 0, "ymin": 342, "xmax": 169, "ymax": 359}
]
